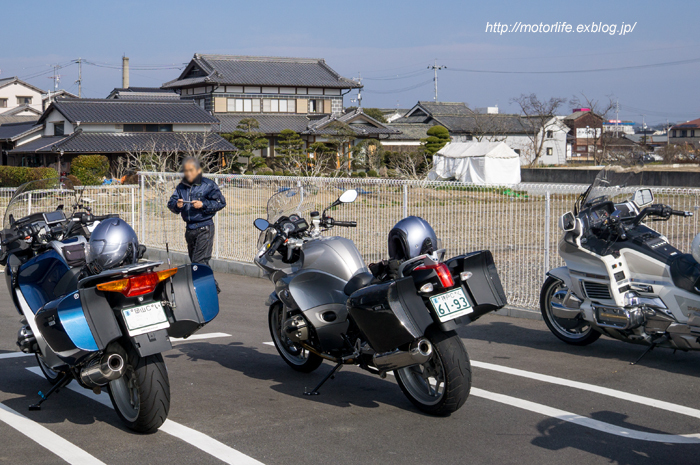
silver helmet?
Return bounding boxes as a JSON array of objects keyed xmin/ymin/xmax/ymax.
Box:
[
  {"xmin": 87, "ymin": 218, "xmax": 139, "ymax": 273},
  {"xmin": 388, "ymin": 216, "xmax": 439, "ymax": 261}
]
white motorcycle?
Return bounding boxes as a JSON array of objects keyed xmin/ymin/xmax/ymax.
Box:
[{"xmin": 541, "ymin": 167, "xmax": 700, "ymax": 363}]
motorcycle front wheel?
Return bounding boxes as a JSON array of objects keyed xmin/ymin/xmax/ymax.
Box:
[
  {"xmin": 108, "ymin": 344, "xmax": 170, "ymax": 434},
  {"xmin": 269, "ymin": 304, "xmax": 323, "ymax": 373},
  {"xmin": 540, "ymin": 276, "xmax": 601, "ymax": 346},
  {"xmin": 395, "ymin": 328, "xmax": 471, "ymax": 416}
]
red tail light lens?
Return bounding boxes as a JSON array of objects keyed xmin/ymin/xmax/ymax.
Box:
[
  {"xmin": 414, "ymin": 263, "xmax": 454, "ymax": 288},
  {"xmin": 97, "ymin": 268, "xmax": 177, "ymax": 297}
]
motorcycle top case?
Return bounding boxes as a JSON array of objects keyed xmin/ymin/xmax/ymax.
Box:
[
  {"xmin": 164, "ymin": 263, "xmax": 219, "ymax": 338},
  {"xmin": 445, "ymin": 250, "xmax": 507, "ymax": 320},
  {"xmin": 347, "ymin": 276, "xmax": 433, "ymax": 353}
]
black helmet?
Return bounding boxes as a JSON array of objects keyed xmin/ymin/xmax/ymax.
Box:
[
  {"xmin": 87, "ymin": 218, "xmax": 139, "ymax": 274},
  {"xmin": 388, "ymin": 216, "xmax": 439, "ymax": 261}
]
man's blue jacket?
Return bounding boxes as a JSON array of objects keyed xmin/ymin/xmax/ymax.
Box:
[{"xmin": 167, "ymin": 174, "xmax": 226, "ymax": 229}]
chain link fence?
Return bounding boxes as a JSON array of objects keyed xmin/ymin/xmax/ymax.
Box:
[{"xmin": 0, "ymin": 176, "xmax": 697, "ymax": 310}]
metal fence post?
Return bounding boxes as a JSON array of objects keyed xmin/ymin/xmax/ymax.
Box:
[
  {"xmin": 27, "ymin": 193, "xmax": 32, "ymax": 216},
  {"xmin": 215, "ymin": 177, "xmax": 220, "ymax": 260},
  {"xmin": 544, "ymin": 190, "xmax": 551, "ymax": 275},
  {"xmin": 131, "ymin": 187, "xmax": 135, "ymax": 227},
  {"xmin": 402, "ymin": 184, "xmax": 408, "ymax": 218},
  {"xmin": 139, "ymin": 174, "xmax": 145, "ymax": 241}
]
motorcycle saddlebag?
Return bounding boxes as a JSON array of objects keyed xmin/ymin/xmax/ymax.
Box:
[
  {"xmin": 164, "ymin": 263, "xmax": 220, "ymax": 338},
  {"xmin": 347, "ymin": 276, "xmax": 433, "ymax": 353},
  {"xmin": 445, "ymin": 250, "xmax": 507, "ymax": 320}
]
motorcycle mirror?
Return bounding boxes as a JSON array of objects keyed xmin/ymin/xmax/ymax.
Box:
[
  {"xmin": 253, "ymin": 218, "xmax": 270, "ymax": 231},
  {"xmin": 559, "ymin": 212, "xmax": 576, "ymax": 232},
  {"xmin": 338, "ymin": 189, "xmax": 358, "ymax": 204},
  {"xmin": 632, "ymin": 188, "xmax": 654, "ymax": 208}
]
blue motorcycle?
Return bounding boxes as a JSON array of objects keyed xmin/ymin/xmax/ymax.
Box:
[{"xmin": 0, "ymin": 178, "xmax": 219, "ymax": 433}]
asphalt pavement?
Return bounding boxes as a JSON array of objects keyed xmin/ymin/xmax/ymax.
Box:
[{"xmin": 1, "ymin": 272, "xmax": 700, "ymax": 465}]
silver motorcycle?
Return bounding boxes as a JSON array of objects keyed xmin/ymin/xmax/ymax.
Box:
[
  {"xmin": 541, "ymin": 167, "xmax": 700, "ymax": 363},
  {"xmin": 253, "ymin": 186, "xmax": 507, "ymax": 415}
]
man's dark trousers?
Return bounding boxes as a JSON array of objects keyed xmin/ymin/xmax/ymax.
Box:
[{"xmin": 185, "ymin": 223, "xmax": 215, "ymax": 266}]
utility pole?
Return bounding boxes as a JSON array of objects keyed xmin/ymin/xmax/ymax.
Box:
[
  {"xmin": 354, "ymin": 72, "xmax": 362, "ymax": 108},
  {"xmin": 427, "ymin": 59, "xmax": 446, "ymax": 102},
  {"xmin": 75, "ymin": 58, "xmax": 82, "ymax": 98},
  {"xmin": 615, "ymin": 99, "xmax": 620, "ymax": 137}
]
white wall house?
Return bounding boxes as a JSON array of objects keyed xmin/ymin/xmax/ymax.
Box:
[{"xmin": 0, "ymin": 77, "xmax": 45, "ymax": 116}]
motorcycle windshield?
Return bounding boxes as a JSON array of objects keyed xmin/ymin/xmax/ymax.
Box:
[
  {"xmin": 3, "ymin": 177, "xmax": 77, "ymax": 229},
  {"xmin": 265, "ymin": 185, "xmax": 319, "ymax": 223},
  {"xmin": 576, "ymin": 167, "xmax": 645, "ymax": 213}
]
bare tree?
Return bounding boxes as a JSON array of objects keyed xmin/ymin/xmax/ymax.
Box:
[
  {"xmin": 570, "ymin": 93, "xmax": 616, "ymax": 164},
  {"xmin": 326, "ymin": 122, "xmax": 357, "ymax": 175},
  {"xmin": 388, "ymin": 150, "xmax": 430, "ymax": 180},
  {"xmin": 125, "ymin": 132, "xmax": 223, "ymax": 175},
  {"xmin": 511, "ymin": 93, "xmax": 567, "ymax": 166},
  {"xmin": 464, "ymin": 110, "xmax": 510, "ymax": 143}
]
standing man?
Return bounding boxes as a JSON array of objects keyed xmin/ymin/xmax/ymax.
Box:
[{"xmin": 167, "ymin": 158, "xmax": 226, "ymax": 286}]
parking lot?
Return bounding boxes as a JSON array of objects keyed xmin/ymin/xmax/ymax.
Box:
[{"xmin": 1, "ymin": 272, "xmax": 700, "ymax": 465}]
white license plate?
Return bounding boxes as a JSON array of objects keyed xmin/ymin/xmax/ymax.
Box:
[
  {"xmin": 121, "ymin": 302, "xmax": 170, "ymax": 336},
  {"xmin": 429, "ymin": 288, "xmax": 473, "ymax": 322}
]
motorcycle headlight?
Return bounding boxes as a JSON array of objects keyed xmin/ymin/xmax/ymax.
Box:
[{"xmin": 623, "ymin": 291, "xmax": 639, "ymax": 307}]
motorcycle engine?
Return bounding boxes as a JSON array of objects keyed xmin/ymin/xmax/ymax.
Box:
[
  {"xmin": 284, "ymin": 315, "xmax": 309, "ymax": 344},
  {"xmin": 17, "ymin": 325, "xmax": 38, "ymax": 353},
  {"xmin": 594, "ymin": 305, "xmax": 645, "ymax": 330}
]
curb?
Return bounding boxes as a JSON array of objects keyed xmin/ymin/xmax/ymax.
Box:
[{"xmin": 146, "ymin": 247, "xmax": 542, "ymax": 321}]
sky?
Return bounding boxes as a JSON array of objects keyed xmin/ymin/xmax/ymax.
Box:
[{"xmin": 1, "ymin": 0, "xmax": 698, "ymax": 125}]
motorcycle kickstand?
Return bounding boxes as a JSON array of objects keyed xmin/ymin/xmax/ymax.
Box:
[
  {"xmin": 630, "ymin": 343, "xmax": 656, "ymax": 365},
  {"xmin": 304, "ymin": 362, "xmax": 343, "ymax": 396},
  {"xmin": 28, "ymin": 372, "xmax": 72, "ymax": 411}
]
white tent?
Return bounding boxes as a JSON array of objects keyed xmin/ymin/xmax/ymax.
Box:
[{"xmin": 430, "ymin": 141, "xmax": 521, "ymax": 184}]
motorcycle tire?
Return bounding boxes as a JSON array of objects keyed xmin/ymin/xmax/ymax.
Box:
[
  {"xmin": 36, "ymin": 354, "xmax": 63, "ymax": 386},
  {"xmin": 395, "ymin": 328, "xmax": 471, "ymax": 416},
  {"xmin": 108, "ymin": 343, "xmax": 170, "ymax": 434},
  {"xmin": 268, "ymin": 304, "xmax": 323, "ymax": 373},
  {"xmin": 540, "ymin": 276, "xmax": 601, "ymax": 346}
]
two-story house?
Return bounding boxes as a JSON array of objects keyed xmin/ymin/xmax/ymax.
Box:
[
  {"xmin": 9, "ymin": 98, "xmax": 235, "ymax": 170},
  {"xmin": 669, "ymin": 118, "xmax": 700, "ymax": 147},
  {"xmin": 386, "ymin": 101, "xmax": 569, "ymax": 165},
  {"xmin": 162, "ymin": 54, "xmax": 398, "ymax": 157},
  {"xmin": 0, "ymin": 77, "xmax": 45, "ymax": 117},
  {"xmin": 563, "ymin": 109, "xmax": 604, "ymax": 160}
]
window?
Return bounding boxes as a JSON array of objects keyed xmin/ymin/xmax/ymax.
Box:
[
  {"xmin": 681, "ymin": 130, "xmax": 688, "ymax": 137},
  {"xmin": 279, "ymin": 100, "xmax": 287, "ymax": 112},
  {"xmin": 54, "ymin": 122, "xmax": 65, "ymax": 136},
  {"xmin": 17, "ymin": 96, "xmax": 32, "ymax": 105},
  {"xmin": 546, "ymin": 147, "xmax": 553, "ymax": 156},
  {"xmin": 262, "ymin": 99, "xmax": 297, "ymax": 113},
  {"xmin": 123, "ymin": 124, "xmax": 173, "ymax": 132},
  {"xmin": 0, "ymin": 98, "xmax": 6, "ymax": 108},
  {"xmin": 546, "ymin": 130, "xmax": 553, "ymax": 139},
  {"xmin": 271, "ymin": 99, "xmax": 279, "ymax": 112},
  {"xmin": 692, "ymin": 130, "xmax": 696, "ymax": 138},
  {"xmin": 672, "ymin": 130, "xmax": 677, "ymax": 138},
  {"xmin": 309, "ymin": 99, "xmax": 319, "ymax": 113},
  {"xmin": 228, "ymin": 98, "xmax": 259, "ymax": 112}
]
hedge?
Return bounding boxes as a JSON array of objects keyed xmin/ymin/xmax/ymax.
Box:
[
  {"xmin": 71, "ymin": 155, "xmax": 109, "ymax": 186},
  {"xmin": 0, "ymin": 166, "xmax": 58, "ymax": 187}
]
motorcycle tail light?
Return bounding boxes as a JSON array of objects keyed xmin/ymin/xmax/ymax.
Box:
[
  {"xmin": 97, "ymin": 268, "xmax": 178, "ymax": 297},
  {"xmin": 414, "ymin": 263, "xmax": 454, "ymax": 288}
]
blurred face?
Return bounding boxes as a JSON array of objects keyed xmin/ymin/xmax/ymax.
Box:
[{"xmin": 183, "ymin": 162, "xmax": 201, "ymax": 183}]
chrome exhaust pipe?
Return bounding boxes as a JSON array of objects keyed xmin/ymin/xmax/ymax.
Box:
[
  {"xmin": 373, "ymin": 338, "xmax": 433, "ymax": 373},
  {"xmin": 80, "ymin": 353, "xmax": 126, "ymax": 388}
]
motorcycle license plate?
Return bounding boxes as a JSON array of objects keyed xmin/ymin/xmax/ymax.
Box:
[
  {"xmin": 121, "ymin": 302, "xmax": 170, "ymax": 336},
  {"xmin": 429, "ymin": 288, "xmax": 473, "ymax": 322}
]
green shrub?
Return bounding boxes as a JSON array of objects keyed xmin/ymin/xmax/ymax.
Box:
[
  {"xmin": 70, "ymin": 155, "xmax": 109, "ymax": 186},
  {"xmin": 258, "ymin": 167, "xmax": 274, "ymax": 175},
  {"xmin": 367, "ymin": 169, "xmax": 378, "ymax": 178},
  {"xmin": 66, "ymin": 174, "xmax": 82, "ymax": 186},
  {"xmin": 357, "ymin": 171, "xmax": 367, "ymax": 178},
  {"xmin": 0, "ymin": 166, "xmax": 59, "ymax": 187},
  {"xmin": 273, "ymin": 170, "xmax": 284, "ymax": 176}
]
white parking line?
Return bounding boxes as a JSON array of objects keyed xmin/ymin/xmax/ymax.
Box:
[
  {"xmin": 0, "ymin": 402, "xmax": 106, "ymax": 464},
  {"xmin": 471, "ymin": 360, "xmax": 700, "ymax": 420},
  {"xmin": 26, "ymin": 367, "xmax": 264, "ymax": 465},
  {"xmin": 262, "ymin": 341, "xmax": 700, "ymax": 443},
  {"xmin": 0, "ymin": 352, "xmax": 32, "ymax": 360},
  {"xmin": 171, "ymin": 332, "xmax": 232, "ymax": 343}
]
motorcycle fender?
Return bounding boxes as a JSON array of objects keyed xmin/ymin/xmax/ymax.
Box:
[
  {"xmin": 547, "ymin": 267, "xmax": 575, "ymax": 291},
  {"xmin": 130, "ymin": 329, "xmax": 172, "ymax": 357},
  {"xmin": 265, "ymin": 291, "xmax": 280, "ymax": 308},
  {"xmin": 164, "ymin": 264, "xmax": 220, "ymax": 339}
]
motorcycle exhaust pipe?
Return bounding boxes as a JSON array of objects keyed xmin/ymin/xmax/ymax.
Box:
[
  {"xmin": 373, "ymin": 338, "xmax": 433, "ymax": 373},
  {"xmin": 80, "ymin": 353, "xmax": 126, "ymax": 388}
]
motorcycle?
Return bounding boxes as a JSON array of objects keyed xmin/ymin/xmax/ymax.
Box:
[
  {"xmin": 541, "ymin": 167, "xmax": 700, "ymax": 363},
  {"xmin": 0, "ymin": 178, "xmax": 219, "ymax": 433},
  {"xmin": 253, "ymin": 186, "xmax": 507, "ymax": 415}
]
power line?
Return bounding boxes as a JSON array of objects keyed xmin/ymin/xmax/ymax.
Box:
[{"xmin": 363, "ymin": 79, "xmax": 433, "ymax": 94}]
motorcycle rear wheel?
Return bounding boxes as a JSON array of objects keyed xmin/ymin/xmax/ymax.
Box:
[
  {"xmin": 540, "ymin": 276, "xmax": 601, "ymax": 346},
  {"xmin": 395, "ymin": 328, "xmax": 471, "ymax": 416},
  {"xmin": 269, "ymin": 304, "xmax": 323, "ymax": 373},
  {"xmin": 36, "ymin": 354, "xmax": 62, "ymax": 385},
  {"xmin": 108, "ymin": 344, "xmax": 170, "ymax": 434}
]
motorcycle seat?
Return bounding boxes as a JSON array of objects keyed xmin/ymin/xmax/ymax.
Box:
[
  {"xmin": 344, "ymin": 272, "xmax": 377, "ymax": 295},
  {"xmin": 670, "ymin": 253, "xmax": 700, "ymax": 295}
]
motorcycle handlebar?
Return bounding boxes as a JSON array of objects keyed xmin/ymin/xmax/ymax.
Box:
[
  {"xmin": 332, "ymin": 220, "xmax": 357, "ymax": 228},
  {"xmin": 266, "ymin": 234, "xmax": 285, "ymax": 257},
  {"xmin": 671, "ymin": 209, "xmax": 693, "ymax": 217}
]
